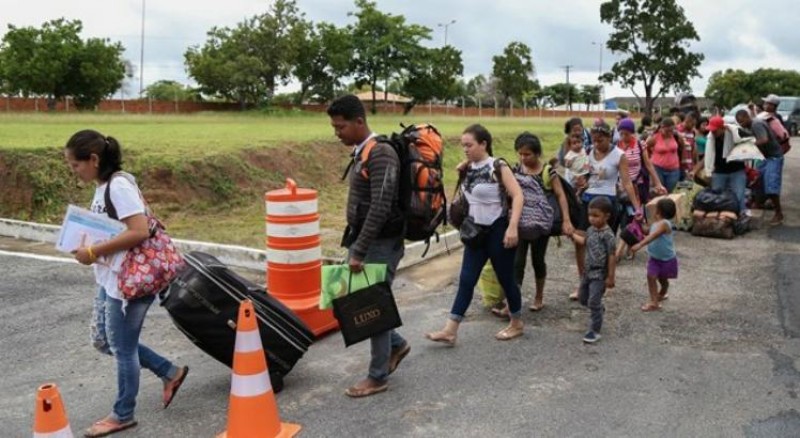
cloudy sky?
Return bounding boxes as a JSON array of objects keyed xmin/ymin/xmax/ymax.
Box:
[{"xmin": 2, "ymin": 0, "xmax": 798, "ymax": 99}]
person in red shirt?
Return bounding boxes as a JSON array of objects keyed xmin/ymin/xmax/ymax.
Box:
[{"xmin": 676, "ymin": 112, "xmax": 699, "ymax": 181}]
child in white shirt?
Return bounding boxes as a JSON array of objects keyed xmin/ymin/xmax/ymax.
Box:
[{"xmin": 564, "ymin": 134, "xmax": 590, "ymax": 194}]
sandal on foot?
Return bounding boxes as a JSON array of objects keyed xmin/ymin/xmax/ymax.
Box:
[
  {"xmin": 163, "ymin": 366, "xmax": 189, "ymax": 409},
  {"xmin": 528, "ymin": 304, "xmax": 545, "ymax": 312},
  {"xmin": 495, "ymin": 326, "xmax": 523, "ymax": 341},
  {"xmin": 658, "ymin": 292, "xmax": 669, "ymax": 301},
  {"xmin": 425, "ymin": 331, "xmax": 456, "ymax": 346},
  {"xmin": 345, "ymin": 380, "xmax": 388, "ymax": 398},
  {"xmin": 84, "ymin": 417, "xmax": 137, "ymax": 438},
  {"xmin": 388, "ymin": 344, "xmax": 410, "ymax": 375},
  {"xmin": 491, "ymin": 307, "xmax": 510, "ymax": 319},
  {"xmin": 641, "ymin": 303, "xmax": 662, "ymax": 312}
]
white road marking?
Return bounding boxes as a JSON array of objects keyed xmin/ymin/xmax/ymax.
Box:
[{"xmin": 0, "ymin": 249, "xmax": 77, "ymax": 264}]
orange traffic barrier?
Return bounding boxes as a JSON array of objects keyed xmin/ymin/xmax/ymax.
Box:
[
  {"xmin": 266, "ymin": 178, "xmax": 338, "ymax": 337},
  {"xmin": 33, "ymin": 383, "xmax": 73, "ymax": 438},
  {"xmin": 217, "ymin": 300, "xmax": 301, "ymax": 438}
]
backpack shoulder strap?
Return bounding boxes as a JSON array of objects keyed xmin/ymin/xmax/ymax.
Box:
[
  {"xmin": 341, "ymin": 136, "xmax": 387, "ymax": 181},
  {"xmin": 541, "ymin": 163, "xmax": 553, "ymax": 191},
  {"xmin": 104, "ymin": 172, "xmax": 125, "ymax": 220},
  {"xmin": 493, "ymin": 158, "xmax": 511, "ymax": 212}
]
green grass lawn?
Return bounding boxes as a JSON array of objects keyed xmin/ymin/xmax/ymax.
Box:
[
  {"xmin": 0, "ymin": 111, "xmax": 568, "ymax": 252},
  {"xmin": 0, "ymin": 112, "xmax": 565, "ymax": 154}
]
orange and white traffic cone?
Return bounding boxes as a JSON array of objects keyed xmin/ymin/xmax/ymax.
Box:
[
  {"xmin": 33, "ymin": 383, "xmax": 73, "ymax": 438},
  {"xmin": 217, "ymin": 299, "xmax": 301, "ymax": 438}
]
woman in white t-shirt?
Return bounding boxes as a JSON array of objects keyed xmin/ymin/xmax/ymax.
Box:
[
  {"xmin": 568, "ymin": 121, "xmax": 642, "ymax": 300},
  {"xmin": 426, "ymin": 124, "xmax": 525, "ymax": 345},
  {"xmin": 65, "ymin": 130, "xmax": 188, "ymax": 437}
]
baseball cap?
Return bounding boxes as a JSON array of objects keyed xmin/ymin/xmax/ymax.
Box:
[
  {"xmin": 762, "ymin": 94, "xmax": 780, "ymax": 105},
  {"xmin": 708, "ymin": 115, "xmax": 724, "ymax": 131},
  {"xmin": 618, "ymin": 118, "xmax": 635, "ymax": 133}
]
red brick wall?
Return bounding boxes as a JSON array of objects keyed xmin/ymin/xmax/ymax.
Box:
[{"xmin": 1, "ymin": 97, "xmax": 240, "ymax": 113}]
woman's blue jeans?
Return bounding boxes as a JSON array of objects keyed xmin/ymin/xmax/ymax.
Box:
[
  {"xmin": 451, "ymin": 217, "xmax": 522, "ymax": 321},
  {"xmin": 654, "ymin": 165, "xmax": 681, "ymax": 193},
  {"xmin": 92, "ymin": 288, "xmax": 178, "ymax": 422}
]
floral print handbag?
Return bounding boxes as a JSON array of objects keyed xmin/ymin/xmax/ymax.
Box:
[{"xmin": 117, "ymin": 215, "xmax": 184, "ymax": 300}]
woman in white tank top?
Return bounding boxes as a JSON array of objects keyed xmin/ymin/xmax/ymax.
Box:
[
  {"xmin": 567, "ymin": 121, "xmax": 642, "ymax": 300},
  {"xmin": 426, "ymin": 124, "xmax": 527, "ymax": 344}
]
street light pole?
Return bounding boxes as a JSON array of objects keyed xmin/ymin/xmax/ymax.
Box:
[
  {"xmin": 592, "ymin": 40, "xmax": 604, "ymax": 110},
  {"xmin": 437, "ymin": 19, "xmax": 456, "ymax": 46},
  {"xmin": 139, "ymin": 0, "xmax": 146, "ymax": 97}
]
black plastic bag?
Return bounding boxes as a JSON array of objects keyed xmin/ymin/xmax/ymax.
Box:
[{"xmin": 693, "ymin": 188, "xmax": 739, "ymax": 213}]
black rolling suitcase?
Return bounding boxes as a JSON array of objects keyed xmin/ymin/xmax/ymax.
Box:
[{"xmin": 160, "ymin": 251, "xmax": 314, "ymax": 392}]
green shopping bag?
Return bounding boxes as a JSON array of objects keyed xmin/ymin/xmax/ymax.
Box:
[
  {"xmin": 478, "ymin": 263, "xmax": 505, "ymax": 308},
  {"xmin": 319, "ymin": 263, "xmax": 387, "ymax": 310}
]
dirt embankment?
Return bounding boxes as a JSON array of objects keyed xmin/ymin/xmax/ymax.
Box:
[{"xmin": 0, "ymin": 141, "xmax": 349, "ymax": 224}]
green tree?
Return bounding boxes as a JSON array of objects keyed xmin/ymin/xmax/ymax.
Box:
[
  {"xmin": 185, "ymin": 0, "xmax": 306, "ymax": 107},
  {"xmin": 348, "ymin": 0, "xmax": 430, "ymax": 114},
  {"xmin": 704, "ymin": 69, "xmax": 752, "ymax": 109},
  {"xmin": 704, "ymin": 68, "xmax": 800, "ymax": 109},
  {"xmin": 492, "ymin": 41, "xmax": 538, "ymax": 112},
  {"xmin": 600, "ymin": 0, "xmax": 704, "ymax": 115},
  {"xmin": 0, "ymin": 18, "xmax": 125, "ymax": 110},
  {"xmin": 542, "ymin": 83, "xmax": 579, "ymax": 107},
  {"xmin": 292, "ymin": 22, "xmax": 353, "ymax": 103},
  {"xmin": 144, "ymin": 80, "xmax": 200, "ymax": 101},
  {"xmin": 579, "ymin": 84, "xmax": 602, "ymax": 110},
  {"xmin": 748, "ymin": 68, "xmax": 800, "ymax": 99},
  {"xmin": 401, "ymin": 45, "xmax": 464, "ymax": 114}
]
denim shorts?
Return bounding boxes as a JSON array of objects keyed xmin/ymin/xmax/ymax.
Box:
[{"xmin": 758, "ymin": 157, "xmax": 784, "ymax": 195}]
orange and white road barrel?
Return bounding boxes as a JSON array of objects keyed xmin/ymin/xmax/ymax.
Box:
[{"xmin": 266, "ymin": 178, "xmax": 337, "ymax": 336}]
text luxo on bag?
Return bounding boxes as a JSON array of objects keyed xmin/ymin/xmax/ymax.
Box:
[
  {"xmin": 343, "ymin": 124, "xmax": 446, "ymax": 256},
  {"xmin": 332, "ymin": 270, "xmax": 402, "ymax": 347}
]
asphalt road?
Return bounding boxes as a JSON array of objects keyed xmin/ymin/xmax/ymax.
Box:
[{"xmin": 2, "ymin": 141, "xmax": 800, "ymax": 437}]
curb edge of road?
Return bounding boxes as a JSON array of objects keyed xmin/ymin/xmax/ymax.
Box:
[{"xmin": 0, "ymin": 218, "xmax": 461, "ymax": 272}]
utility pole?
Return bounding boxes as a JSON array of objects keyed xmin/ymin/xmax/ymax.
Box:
[
  {"xmin": 592, "ymin": 41, "xmax": 604, "ymax": 110},
  {"xmin": 562, "ymin": 65, "xmax": 574, "ymax": 111},
  {"xmin": 139, "ymin": 0, "xmax": 146, "ymax": 97}
]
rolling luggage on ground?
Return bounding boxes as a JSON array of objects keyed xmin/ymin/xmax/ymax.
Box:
[{"xmin": 160, "ymin": 251, "xmax": 315, "ymax": 393}]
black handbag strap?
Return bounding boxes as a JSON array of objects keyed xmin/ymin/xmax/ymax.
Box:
[{"xmin": 347, "ymin": 269, "xmax": 371, "ymax": 293}]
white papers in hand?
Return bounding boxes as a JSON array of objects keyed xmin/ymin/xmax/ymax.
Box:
[{"xmin": 55, "ymin": 205, "xmax": 126, "ymax": 266}]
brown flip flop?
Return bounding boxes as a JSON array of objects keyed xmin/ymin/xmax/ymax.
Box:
[
  {"xmin": 425, "ymin": 331, "xmax": 456, "ymax": 346},
  {"xmin": 495, "ymin": 326, "xmax": 523, "ymax": 341},
  {"xmin": 388, "ymin": 344, "xmax": 411, "ymax": 375},
  {"xmin": 491, "ymin": 307, "xmax": 510, "ymax": 319},
  {"xmin": 163, "ymin": 366, "xmax": 189, "ymax": 409},
  {"xmin": 641, "ymin": 303, "xmax": 662, "ymax": 312},
  {"xmin": 84, "ymin": 418, "xmax": 138, "ymax": 438},
  {"xmin": 345, "ymin": 382, "xmax": 388, "ymax": 398}
]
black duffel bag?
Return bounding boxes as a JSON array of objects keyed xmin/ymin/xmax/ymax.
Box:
[{"xmin": 693, "ymin": 188, "xmax": 739, "ymax": 213}]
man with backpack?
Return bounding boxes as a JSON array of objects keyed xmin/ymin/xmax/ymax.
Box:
[
  {"xmin": 735, "ymin": 110, "xmax": 785, "ymax": 225},
  {"xmin": 761, "ymin": 94, "xmax": 792, "ymax": 155},
  {"xmin": 327, "ymin": 94, "xmax": 410, "ymax": 398}
]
